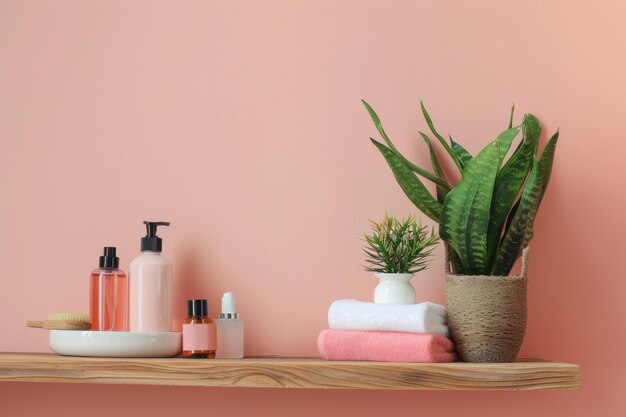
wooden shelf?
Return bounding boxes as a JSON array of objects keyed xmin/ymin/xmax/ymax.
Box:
[{"xmin": 0, "ymin": 353, "xmax": 579, "ymax": 390}]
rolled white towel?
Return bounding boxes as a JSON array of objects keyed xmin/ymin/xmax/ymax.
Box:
[{"xmin": 328, "ymin": 300, "xmax": 449, "ymax": 337}]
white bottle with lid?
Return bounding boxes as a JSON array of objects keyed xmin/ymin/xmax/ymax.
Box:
[
  {"xmin": 129, "ymin": 221, "xmax": 172, "ymax": 332},
  {"xmin": 215, "ymin": 292, "xmax": 244, "ymax": 358}
]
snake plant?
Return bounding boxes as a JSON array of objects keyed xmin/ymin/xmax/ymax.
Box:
[{"xmin": 363, "ymin": 100, "xmax": 558, "ymax": 276}]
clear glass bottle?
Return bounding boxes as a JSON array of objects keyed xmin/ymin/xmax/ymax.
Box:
[
  {"xmin": 90, "ymin": 247, "xmax": 128, "ymax": 331},
  {"xmin": 216, "ymin": 292, "xmax": 244, "ymax": 359},
  {"xmin": 183, "ymin": 299, "xmax": 216, "ymax": 358}
]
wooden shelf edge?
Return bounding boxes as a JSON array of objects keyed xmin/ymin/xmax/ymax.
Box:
[{"xmin": 0, "ymin": 353, "xmax": 580, "ymax": 391}]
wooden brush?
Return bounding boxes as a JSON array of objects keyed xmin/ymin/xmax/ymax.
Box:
[{"xmin": 27, "ymin": 313, "xmax": 91, "ymax": 330}]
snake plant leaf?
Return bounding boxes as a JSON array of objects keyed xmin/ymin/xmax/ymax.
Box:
[
  {"xmin": 508, "ymin": 103, "xmax": 515, "ymax": 129},
  {"xmin": 538, "ymin": 130, "xmax": 559, "ymax": 203},
  {"xmin": 420, "ymin": 101, "xmax": 464, "ymax": 172},
  {"xmin": 505, "ymin": 199, "xmax": 520, "ymax": 232},
  {"xmin": 362, "ymin": 100, "xmax": 451, "ymax": 191},
  {"xmin": 508, "ymin": 113, "xmax": 540, "ymax": 157},
  {"xmin": 486, "ymin": 126, "xmax": 534, "ymax": 268},
  {"xmin": 494, "ymin": 126, "xmax": 522, "ymax": 168},
  {"xmin": 419, "ymin": 132, "xmax": 448, "ymax": 203},
  {"xmin": 493, "ymin": 121, "xmax": 544, "ymax": 272},
  {"xmin": 522, "ymin": 114, "xmax": 542, "ymax": 154},
  {"xmin": 371, "ymin": 138, "xmax": 442, "ymax": 222},
  {"xmin": 519, "ymin": 130, "xmax": 560, "ymax": 249},
  {"xmin": 439, "ymin": 140, "xmax": 501, "ymax": 274},
  {"xmin": 491, "ymin": 158, "xmax": 544, "ymax": 276},
  {"xmin": 450, "ymin": 136, "xmax": 473, "ymax": 168}
]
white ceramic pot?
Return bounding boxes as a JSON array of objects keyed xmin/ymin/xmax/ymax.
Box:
[{"xmin": 374, "ymin": 273, "xmax": 416, "ymax": 304}]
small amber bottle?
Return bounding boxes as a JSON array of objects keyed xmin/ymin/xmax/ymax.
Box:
[{"xmin": 182, "ymin": 299, "xmax": 216, "ymax": 358}]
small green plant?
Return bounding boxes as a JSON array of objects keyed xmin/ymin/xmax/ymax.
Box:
[
  {"xmin": 363, "ymin": 213, "xmax": 439, "ymax": 274},
  {"xmin": 363, "ymin": 100, "xmax": 558, "ymax": 276}
]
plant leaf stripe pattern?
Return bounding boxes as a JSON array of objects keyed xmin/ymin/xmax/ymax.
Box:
[
  {"xmin": 420, "ymin": 132, "xmax": 449, "ymax": 203},
  {"xmin": 486, "ymin": 124, "xmax": 535, "ymax": 268},
  {"xmin": 519, "ymin": 131, "xmax": 559, "ymax": 251},
  {"xmin": 538, "ymin": 130, "xmax": 559, "ymax": 203},
  {"xmin": 450, "ymin": 137, "xmax": 473, "ymax": 168},
  {"xmin": 420, "ymin": 101, "xmax": 464, "ymax": 172},
  {"xmin": 439, "ymin": 141, "xmax": 500, "ymax": 275},
  {"xmin": 492, "ymin": 158, "xmax": 544, "ymax": 276},
  {"xmin": 371, "ymin": 139, "xmax": 442, "ymax": 222},
  {"xmin": 362, "ymin": 100, "xmax": 451, "ymax": 191}
]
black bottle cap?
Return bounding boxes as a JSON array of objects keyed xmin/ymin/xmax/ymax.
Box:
[
  {"xmin": 187, "ymin": 299, "xmax": 208, "ymax": 317},
  {"xmin": 99, "ymin": 247, "xmax": 119, "ymax": 269},
  {"xmin": 141, "ymin": 221, "xmax": 170, "ymax": 252}
]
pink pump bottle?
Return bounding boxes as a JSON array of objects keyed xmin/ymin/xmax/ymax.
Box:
[{"xmin": 128, "ymin": 221, "xmax": 172, "ymax": 332}]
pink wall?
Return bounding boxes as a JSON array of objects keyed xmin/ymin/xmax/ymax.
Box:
[{"xmin": 1, "ymin": 0, "xmax": 624, "ymax": 415}]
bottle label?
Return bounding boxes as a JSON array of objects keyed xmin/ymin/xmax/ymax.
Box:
[{"xmin": 183, "ymin": 323, "xmax": 216, "ymax": 351}]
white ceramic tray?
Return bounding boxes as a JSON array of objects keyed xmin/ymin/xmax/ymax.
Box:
[{"xmin": 49, "ymin": 330, "xmax": 182, "ymax": 358}]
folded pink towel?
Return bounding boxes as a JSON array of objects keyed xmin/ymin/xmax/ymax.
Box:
[{"xmin": 318, "ymin": 329, "xmax": 457, "ymax": 363}]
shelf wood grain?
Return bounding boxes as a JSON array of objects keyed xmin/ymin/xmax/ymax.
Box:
[{"xmin": 0, "ymin": 353, "xmax": 580, "ymax": 390}]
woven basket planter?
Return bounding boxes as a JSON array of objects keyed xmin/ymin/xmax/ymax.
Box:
[{"xmin": 445, "ymin": 247, "xmax": 528, "ymax": 363}]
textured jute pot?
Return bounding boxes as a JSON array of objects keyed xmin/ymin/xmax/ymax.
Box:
[{"xmin": 445, "ymin": 247, "xmax": 528, "ymax": 362}]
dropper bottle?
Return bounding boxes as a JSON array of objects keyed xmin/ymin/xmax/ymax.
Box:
[{"xmin": 215, "ymin": 292, "xmax": 244, "ymax": 358}]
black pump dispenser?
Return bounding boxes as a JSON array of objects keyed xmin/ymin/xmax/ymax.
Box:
[
  {"xmin": 99, "ymin": 247, "xmax": 120, "ymax": 269},
  {"xmin": 141, "ymin": 221, "xmax": 170, "ymax": 252}
]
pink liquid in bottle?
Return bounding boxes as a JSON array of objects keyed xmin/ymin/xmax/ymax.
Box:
[{"xmin": 90, "ymin": 247, "xmax": 128, "ymax": 331}]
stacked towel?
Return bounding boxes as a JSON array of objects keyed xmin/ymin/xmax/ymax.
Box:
[
  {"xmin": 318, "ymin": 330, "xmax": 456, "ymax": 363},
  {"xmin": 328, "ymin": 300, "xmax": 449, "ymax": 337},
  {"xmin": 318, "ymin": 300, "xmax": 456, "ymax": 363}
]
